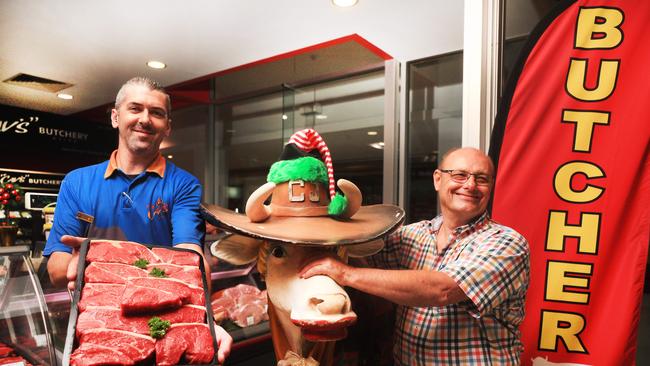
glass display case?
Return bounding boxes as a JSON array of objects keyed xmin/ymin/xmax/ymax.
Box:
[{"xmin": 0, "ymin": 245, "xmax": 56, "ymax": 365}]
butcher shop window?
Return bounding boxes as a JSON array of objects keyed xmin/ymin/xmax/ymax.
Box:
[{"xmin": 215, "ymin": 70, "xmax": 386, "ymax": 214}]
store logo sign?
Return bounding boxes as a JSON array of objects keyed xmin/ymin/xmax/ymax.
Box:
[
  {"xmin": 0, "ymin": 116, "xmax": 37, "ymax": 134},
  {"xmin": 0, "ymin": 115, "xmax": 89, "ymax": 142}
]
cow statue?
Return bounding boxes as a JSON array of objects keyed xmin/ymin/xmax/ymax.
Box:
[{"xmin": 202, "ymin": 129, "xmax": 404, "ymax": 366}]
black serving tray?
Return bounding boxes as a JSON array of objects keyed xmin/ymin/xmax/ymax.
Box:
[{"xmin": 62, "ymin": 239, "xmax": 219, "ymax": 366}]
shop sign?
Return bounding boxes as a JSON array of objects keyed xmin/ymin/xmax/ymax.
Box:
[
  {"xmin": 0, "ymin": 104, "xmax": 115, "ymax": 156},
  {"xmin": 0, "ymin": 168, "xmax": 64, "ymax": 192},
  {"xmin": 489, "ymin": 1, "xmax": 649, "ymax": 365}
]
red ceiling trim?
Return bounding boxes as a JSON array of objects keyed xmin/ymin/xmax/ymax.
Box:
[{"xmin": 170, "ymin": 34, "xmax": 392, "ymax": 89}]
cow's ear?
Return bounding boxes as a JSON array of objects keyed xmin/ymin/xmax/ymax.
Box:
[
  {"xmin": 347, "ymin": 239, "xmax": 384, "ymax": 258},
  {"xmin": 211, "ymin": 234, "xmax": 262, "ymax": 265}
]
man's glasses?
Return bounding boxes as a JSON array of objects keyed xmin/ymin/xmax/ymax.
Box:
[{"xmin": 439, "ymin": 169, "xmax": 492, "ymax": 186}]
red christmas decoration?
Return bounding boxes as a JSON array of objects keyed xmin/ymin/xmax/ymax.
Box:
[{"xmin": 0, "ymin": 182, "xmax": 23, "ymax": 225}]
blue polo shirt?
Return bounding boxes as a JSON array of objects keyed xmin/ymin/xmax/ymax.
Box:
[{"xmin": 44, "ymin": 151, "xmax": 204, "ymax": 256}]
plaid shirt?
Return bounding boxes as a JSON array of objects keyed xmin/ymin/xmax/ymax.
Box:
[{"xmin": 368, "ymin": 212, "xmax": 529, "ymax": 365}]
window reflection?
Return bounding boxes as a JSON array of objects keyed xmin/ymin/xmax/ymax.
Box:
[
  {"xmin": 217, "ymin": 71, "xmax": 386, "ymax": 213},
  {"xmin": 406, "ymin": 53, "xmax": 463, "ymax": 224}
]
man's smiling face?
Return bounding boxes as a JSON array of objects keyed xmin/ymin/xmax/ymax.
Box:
[
  {"xmin": 111, "ymin": 84, "xmax": 170, "ymax": 155},
  {"xmin": 433, "ymin": 148, "xmax": 494, "ymax": 226}
]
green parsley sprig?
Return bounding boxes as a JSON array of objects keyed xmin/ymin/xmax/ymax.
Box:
[
  {"xmin": 148, "ymin": 317, "xmax": 171, "ymax": 339},
  {"xmin": 149, "ymin": 267, "xmax": 167, "ymax": 278},
  {"xmin": 133, "ymin": 258, "xmax": 149, "ymax": 269}
]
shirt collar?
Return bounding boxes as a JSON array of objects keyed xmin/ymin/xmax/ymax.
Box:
[
  {"xmin": 104, "ymin": 150, "xmax": 166, "ymax": 179},
  {"xmin": 429, "ymin": 210, "xmax": 490, "ymax": 236}
]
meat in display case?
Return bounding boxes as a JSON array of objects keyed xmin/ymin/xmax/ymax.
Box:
[{"xmin": 0, "ymin": 245, "xmax": 56, "ymax": 365}]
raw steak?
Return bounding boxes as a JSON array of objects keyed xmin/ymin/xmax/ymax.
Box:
[
  {"xmin": 76, "ymin": 305, "xmax": 206, "ymax": 336},
  {"xmin": 121, "ymin": 277, "xmax": 205, "ymax": 314},
  {"xmin": 146, "ymin": 263, "xmax": 203, "ymax": 287},
  {"xmin": 210, "ymin": 295, "xmax": 236, "ymax": 323},
  {"xmin": 78, "ymin": 283, "xmax": 125, "ymax": 312},
  {"xmin": 152, "ymin": 247, "xmax": 201, "ymax": 266},
  {"xmin": 71, "ymin": 328, "xmax": 155, "ymax": 365},
  {"xmin": 70, "ymin": 343, "xmax": 133, "ymax": 366},
  {"xmin": 155, "ymin": 323, "xmax": 215, "ymax": 365},
  {"xmin": 230, "ymin": 302, "xmax": 267, "ymax": 328},
  {"xmin": 0, "ymin": 356, "xmax": 32, "ymax": 366},
  {"xmin": 86, "ymin": 240, "xmax": 160, "ymax": 265},
  {"xmin": 210, "ymin": 284, "xmax": 268, "ymax": 327},
  {"xmin": 84, "ymin": 262, "xmax": 147, "ymax": 284}
]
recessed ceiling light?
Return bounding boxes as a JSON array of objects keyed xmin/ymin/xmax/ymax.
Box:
[
  {"xmin": 147, "ymin": 60, "xmax": 167, "ymax": 69},
  {"xmin": 315, "ymin": 114, "xmax": 328, "ymax": 120},
  {"xmin": 369, "ymin": 142, "xmax": 385, "ymax": 150},
  {"xmin": 167, "ymin": 155, "xmax": 173, "ymax": 159},
  {"xmin": 282, "ymin": 114, "xmax": 288, "ymax": 120},
  {"xmin": 57, "ymin": 93, "xmax": 73, "ymax": 100},
  {"xmin": 332, "ymin": 0, "xmax": 358, "ymax": 7},
  {"xmin": 367, "ymin": 130, "xmax": 378, "ymax": 136}
]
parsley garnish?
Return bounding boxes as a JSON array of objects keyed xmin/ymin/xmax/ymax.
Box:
[
  {"xmin": 133, "ymin": 258, "xmax": 149, "ymax": 269},
  {"xmin": 149, "ymin": 267, "xmax": 167, "ymax": 278},
  {"xmin": 148, "ymin": 317, "xmax": 171, "ymax": 339}
]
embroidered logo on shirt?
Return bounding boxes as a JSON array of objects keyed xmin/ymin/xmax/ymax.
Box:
[{"xmin": 147, "ymin": 198, "xmax": 169, "ymax": 220}]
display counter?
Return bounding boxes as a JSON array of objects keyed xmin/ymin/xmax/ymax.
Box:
[{"xmin": 0, "ymin": 245, "xmax": 57, "ymax": 365}]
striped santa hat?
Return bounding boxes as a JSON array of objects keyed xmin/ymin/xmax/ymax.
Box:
[{"xmin": 266, "ymin": 129, "xmax": 348, "ymax": 216}]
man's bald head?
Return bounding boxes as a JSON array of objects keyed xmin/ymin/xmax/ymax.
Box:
[{"xmin": 439, "ymin": 147, "xmax": 494, "ymax": 176}]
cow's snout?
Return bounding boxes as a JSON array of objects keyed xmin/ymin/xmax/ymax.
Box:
[{"xmin": 310, "ymin": 294, "xmax": 348, "ymax": 315}]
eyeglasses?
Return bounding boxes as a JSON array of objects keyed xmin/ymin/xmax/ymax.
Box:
[{"xmin": 439, "ymin": 169, "xmax": 492, "ymax": 186}]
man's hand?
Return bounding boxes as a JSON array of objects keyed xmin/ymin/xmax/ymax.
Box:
[
  {"xmin": 61, "ymin": 235, "xmax": 86, "ymax": 290},
  {"xmin": 213, "ymin": 324, "xmax": 232, "ymax": 364},
  {"xmin": 299, "ymin": 257, "xmax": 352, "ymax": 286}
]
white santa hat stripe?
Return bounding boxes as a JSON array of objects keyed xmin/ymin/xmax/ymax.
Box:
[{"xmin": 288, "ymin": 129, "xmax": 336, "ymax": 199}]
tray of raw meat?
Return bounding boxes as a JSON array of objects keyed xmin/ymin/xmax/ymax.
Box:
[{"xmin": 62, "ymin": 239, "xmax": 218, "ymax": 366}]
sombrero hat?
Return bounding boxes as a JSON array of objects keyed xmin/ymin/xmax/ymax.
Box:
[{"xmin": 201, "ymin": 129, "xmax": 404, "ymax": 252}]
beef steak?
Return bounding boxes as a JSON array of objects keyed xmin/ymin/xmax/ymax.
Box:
[{"xmin": 155, "ymin": 323, "xmax": 215, "ymax": 365}]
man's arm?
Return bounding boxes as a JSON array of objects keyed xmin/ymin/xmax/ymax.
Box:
[
  {"xmin": 300, "ymin": 257, "xmax": 469, "ymax": 307},
  {"xmin": 47, "ymin": 251, "xmax": 72, "ymax": 288}
]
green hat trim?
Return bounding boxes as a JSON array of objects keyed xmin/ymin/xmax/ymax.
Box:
[
  {"xmin": 267, "ymin": 156, "xmax": 328, "ymax": 185},
  {"xmin": 267, "ymin": 156, "xmax": 349, "ymax": 216},
  {"xmin": 328, "ymin": 193, "xmax": 348, "ymax": 216}
]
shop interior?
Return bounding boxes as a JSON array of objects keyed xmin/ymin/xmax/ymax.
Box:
[{"xmin": 0, "ymin": 1, "xmax": 648, "ymax": 365}]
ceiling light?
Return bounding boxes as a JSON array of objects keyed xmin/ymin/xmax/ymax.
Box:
[
  {"xmin": 332, "ymin": 0, "xmax": 358, "ymax": 7},
  {"xmin": 367, "ymin": 130, "xmax": 378, "ymax": 136},
  {"xmin": 282, "ymin": 114, "xmax": 288, "ymax": 120},
  {"xmin": 315, "ymin": 114, "xmax": 328, "ymax": 120},
  {"xmin": 167, "ymin": 155, "xmax": 173, "ymax": 159},
  {"xmin": 369, "ymin": 142, "xmax": 385, "ymax": 150},
  {"xmin": 147, "ymin": 60, "xmax": 167, "ymax": 69},
  {"xmin": 57, "ymin": 93, "xmax": 73, "ymax": 100}
]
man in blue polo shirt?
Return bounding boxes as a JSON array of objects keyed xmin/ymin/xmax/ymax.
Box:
[{"xmin": 43, "ymin": 76, "xmax": 231, "ymax": 362}]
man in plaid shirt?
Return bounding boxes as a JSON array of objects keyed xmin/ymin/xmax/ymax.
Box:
[{"xmin": 301, "ymin": 147, "xmax": 530, "ymax": 365}]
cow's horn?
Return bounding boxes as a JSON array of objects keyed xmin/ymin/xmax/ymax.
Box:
[
  {"xmin": 245, "ymin": 182, "xmax": 276, "ymax": 222},
  {"xmin": 337, "ymin": 179, "xmax": 362, "ymax": 218}
]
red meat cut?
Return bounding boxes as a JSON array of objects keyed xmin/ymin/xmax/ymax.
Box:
[
  {"xmin": 70, "ymin": 328, "xmax": 155, "ymax": 365},
  {"xmin": 146, "ymin": 263, "xmax": 203, "ymax": 287},
  {"xmin": 76, "ymin": 305, "xmax": 206, "ymax": 336},
  {"xmin": 70, "ymin": 343, "xmax": 133, "ymax": 366},
  {"xmin": 210, "ymin": 284, "xmax": 268, "ymax": 327},
  {"xmin": 121, "ymin": 277, "xmax": 205, "ymax": 314},
  {"xmin": 78, "ymin": 283, "xmax": 125, "ymax": 312},
  {"xmin": 0, "ymin": 356, "xmax": 33, "ymax": 366},
  {"xmin": 84, "ymin": 262, "xmax": 147, "ymax": 284},
  {"xmin": 155, "ymin": 323, "xmax": 215, "ymax": 365},
  {"xmin": 152, "ymin": 247, "xmax": 201, "ymax": 266},
  {"xmin": 86, "ymin": 240, "xmax": 160, "ymax": 265}
]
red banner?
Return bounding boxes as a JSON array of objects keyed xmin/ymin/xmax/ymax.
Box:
[{"xmin": 489, "ymin": 0, "xmax": 650, "ymax": 364}]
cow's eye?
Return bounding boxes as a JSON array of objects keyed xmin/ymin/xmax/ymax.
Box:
[{"xmin": 270, "ymin": 246, "xmax": 286, "ymax": 258}]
